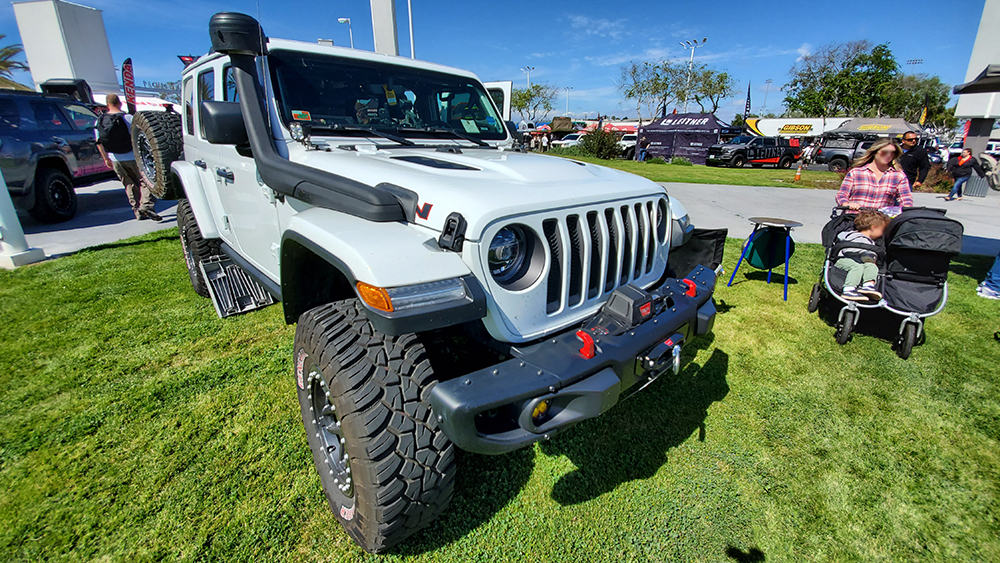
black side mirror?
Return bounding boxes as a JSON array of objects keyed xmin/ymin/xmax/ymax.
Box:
[{"xmin": 200, "ymin": 101, "xmax": 248, "ymax": 145}]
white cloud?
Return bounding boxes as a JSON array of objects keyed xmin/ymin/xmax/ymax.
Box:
[
  {"xmin": 796, "ymin": 43, "xmax": 813, "ymax": 62},
  {"xmin": 567, "ymin": 15, "xmax": 628, "ymax": 39}
]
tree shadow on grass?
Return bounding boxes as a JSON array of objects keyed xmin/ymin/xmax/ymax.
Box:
[
  {"xmin": 390, "ymin": 447, "xmax": 535, "ymax": 556},
  {"xmin": 539, "ymin": 337, "xmax": 729, "ymax": 506}
]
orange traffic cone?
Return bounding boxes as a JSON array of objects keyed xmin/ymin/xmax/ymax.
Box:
[{"xmin": 793, "ymin": 161, "xmax": 803, "ymax": 182}]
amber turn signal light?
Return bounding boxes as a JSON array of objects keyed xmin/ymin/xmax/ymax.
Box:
[{"xmin": 356, "ymin": 282, "xmax": 393, "ymax": 312}]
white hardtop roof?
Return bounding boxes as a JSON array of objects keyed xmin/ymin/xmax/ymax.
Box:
[{"xmin": 185, "ymin": 38, "xmax": 482, "ymax": 84}]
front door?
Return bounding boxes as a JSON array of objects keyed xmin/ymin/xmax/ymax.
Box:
[{"xmin": 208, "ymin": 63, "xmax": 282, "ymax": 280}]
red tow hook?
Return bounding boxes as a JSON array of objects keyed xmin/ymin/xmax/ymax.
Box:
[
  {"xmin": 576, "ymin": 330, "xmax": 596, "ymax": 360},
  {"xmin": 681, "ymin": 278, "xmax": 698, "ymax": 298}
]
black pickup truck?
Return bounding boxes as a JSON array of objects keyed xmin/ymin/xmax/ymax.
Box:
[{"xmin": 706, "ymin": 135, "xmax": 802, "ymax": 169}]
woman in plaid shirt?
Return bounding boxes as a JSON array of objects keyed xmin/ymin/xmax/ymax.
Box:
[{"xmin": 835, "ymin": 138, "xmax": 914, "ymax": 210}]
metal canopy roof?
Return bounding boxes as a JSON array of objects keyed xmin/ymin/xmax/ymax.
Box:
[{"xmin": 953, "ymin": 64, "xmax": 1000, "ymax": 95}]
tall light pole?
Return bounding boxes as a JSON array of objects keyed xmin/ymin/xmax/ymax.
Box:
[
  {"xmin": 338, "ymin": 18, "xmax": 354, "ymax": 49},
  {"xmin": 520, "ymin": 66, "xmax": 534, "ymax": 88},
  {"xmin": 407, "ymin": 0, "xmax": 415, "ymax": 58},
  {"xmin": 761, "ymin": 78, "xmax": 773, "ymax": 116},
  {"xmin": 564, "ymin": 86, "xmax": 573, "ymax": 115},
  {"xmin": 679, "ymin": 37, "xmax": 707, "ymax": 113}
]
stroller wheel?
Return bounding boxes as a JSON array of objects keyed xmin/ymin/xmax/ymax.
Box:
[
  {"xmin": 897, "ymin": 323, "xmax": 918, "ymax": 360},
  {"xmin": 835, "ymin": 310, "xmax": 856, "ymax": 345},
  {"xmin": 807, "ymin": 283, "xmax": 822, "ymax": 313}
]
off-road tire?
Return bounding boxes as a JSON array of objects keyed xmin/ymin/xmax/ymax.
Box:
[
  {"xmin": 730, "ymin": 155, "xmax": 746, "ymax": 168},
  {"xmin": 835, "ymin": 309, "xmax": 856, "ymax": 345},
  {"xmin": 828, "ymin": 158, "xmax": 849, "ymax": 173},
  {"xmin": 176, "ymin": 199, "xmax": 220, "ymax": 297},
  {"xmin": 131, "ymin": 111, "xmax": 183, "ymax": 199},
  {"xmin": 28, "ymin": 167, "xmax": 77, "ymax": 223},
  {"xmin": 624, "ymin": 147, "xmax": 635, "ymax": 160},
  {"xmin": 778, "ymin": 155, "xmax": 793, "ymax": 169},
  {"xmin": 294, "ymin": 300, "xmax": 457, "ymax": 554}
]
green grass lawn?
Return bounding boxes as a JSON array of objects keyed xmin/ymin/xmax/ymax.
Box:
[
  {"xmin": 557, "ymin": 155, "xmax": 843, "ymax": 190},
  {"xmin": 1, "ymin": 230, "xmax": 998, "ymax": 562}
]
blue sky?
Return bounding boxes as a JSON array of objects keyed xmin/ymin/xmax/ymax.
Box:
[{"xmin": 0, "ymin": 0, "xmax": 988, "ymax": 122}]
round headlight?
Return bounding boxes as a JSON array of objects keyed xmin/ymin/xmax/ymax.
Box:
[{"xmin": 489, "ymin": 226, "xmax": 527, "ymax": 284}]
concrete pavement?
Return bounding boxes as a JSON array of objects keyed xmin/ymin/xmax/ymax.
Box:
[
  {"xmin": 662, "ymin": 182, "xmax": 1000, "ymax": 256},
  {"xmin": 19, "ymin": 178, "xmax": 178, "ymax": 259}
]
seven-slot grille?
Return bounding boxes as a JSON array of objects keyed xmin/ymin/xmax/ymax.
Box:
[{"xmin": 542, "ymin": 198, "xmax": 667, "ymax": 314}]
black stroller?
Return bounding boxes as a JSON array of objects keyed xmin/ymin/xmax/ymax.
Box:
[{"xmin": 807, "ymin": 207, "xmax": 964, "ymax": 359}]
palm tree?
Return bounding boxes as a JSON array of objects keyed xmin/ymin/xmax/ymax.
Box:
[{"xmin": 0, "ymin": 35, "xmax": 29, "ymax": 80}]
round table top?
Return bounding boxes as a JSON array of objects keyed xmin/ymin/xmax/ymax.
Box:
[{"xmin": 747, "ymin": 217, "xmax": 803, "ymax": 229}]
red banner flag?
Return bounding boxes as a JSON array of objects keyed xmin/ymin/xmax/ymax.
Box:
[{"xmin": 122, "ymin": 58, "xmax": 137, "ymax": 115}]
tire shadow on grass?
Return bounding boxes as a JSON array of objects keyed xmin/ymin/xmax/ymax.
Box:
[
  {"xmin": 539, "ymin": 337, "xmax": 730, "ymax": 506},
  {"xmin": 390, "ymin": 447, "xmax": 535, "ymax": 556}
]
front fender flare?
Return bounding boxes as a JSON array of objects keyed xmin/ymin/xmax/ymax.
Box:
[{"xmin": 170, "ymin": 161, "xmax": 220, "ymax": 239}]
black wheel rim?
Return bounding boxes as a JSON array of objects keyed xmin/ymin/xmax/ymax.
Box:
[
  {"xmin": 48, "ymin": 178, "xmax": 73, "ymax": 213},
  {"xmin": 137, "ymin": 131, "xmax": 157, "ymax": 184},
  {"xmin": 307, "ymin": 365, "xmax": 354, "ymax": 499}
]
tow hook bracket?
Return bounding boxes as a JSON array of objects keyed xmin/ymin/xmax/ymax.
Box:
[{"xmin": 642, "ymin": 332, "xmax": 685, "ymax": 375}]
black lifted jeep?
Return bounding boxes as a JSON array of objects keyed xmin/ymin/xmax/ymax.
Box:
[{"xmin": 706, "ymin": 135, "xmax": 802, "ymax": 169}]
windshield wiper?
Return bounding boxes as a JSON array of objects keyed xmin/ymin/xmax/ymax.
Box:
[
  {"xmin": 313, "ymin": 124, "xmax": 417, "ymax": 147},
  {"xmin": 411, "ymin": 126, "xmax": 492, "ymax": 148}
]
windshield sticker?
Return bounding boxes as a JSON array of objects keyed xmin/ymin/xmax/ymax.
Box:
[
  {"xmin": 461, "ymin": 119, "xmax": 479, "ymax": 134},
  {"xmin": 382, "ymin": 86, "xmax": 397, "ymax": 106},
  {"xmin": 291, "ymin": 110, "xmax": 311, "ymax": 121},
  {"xmin": 486, "ymin": 116, "xmax": 496, "ymax": 126}
]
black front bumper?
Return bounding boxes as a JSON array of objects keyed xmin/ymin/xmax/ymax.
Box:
[{"xmin": 428, "ymin": 265, "xmax": 718, "ymax": 455}]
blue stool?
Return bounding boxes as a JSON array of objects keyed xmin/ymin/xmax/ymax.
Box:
[{"xmin": 727, "ymin": 217, "xmax": 802, "ymax": 301}]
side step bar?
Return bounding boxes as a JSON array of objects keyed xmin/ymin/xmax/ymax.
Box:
[{"xmin": 199, "ymin": 255, "xmax": 275, "ymax": 318}]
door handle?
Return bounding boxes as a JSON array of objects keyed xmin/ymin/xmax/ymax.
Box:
[
  {"xmin": 193, "ymin": 159, "xmax": 207, "ymax": 169},
  {"xmin": 215, "ymin": 167, "xmax": 234, "ymax": 181}
]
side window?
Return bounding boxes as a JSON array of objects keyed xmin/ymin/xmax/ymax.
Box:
[
  {"xmin": 60, "ymin": 103, "xmax": 98, "ymax": 130},
  {"xmin": 198, "ymin": 69, "xmax": 215, "ymax": 137},
  {"xmin": 763, "ymin": 138, "xmax": 776, "ymax": 147},
  {"xmin": 0, "ymin": 99, "xmax": 20, "ymax": 130},
  {"xmin": 184, "ymin": 78, "xmax": 194, "ymax": 135},
  {"xmin": 223, "ymin": 66, "xmax": 239, "ymax": 102},
  {"xmin": 749, "ymin": 138, "xmax": 761, "ymax": 146},
  {"xmin": 30, "ymin": 102, "xmax": 71, "ymax": 131}
]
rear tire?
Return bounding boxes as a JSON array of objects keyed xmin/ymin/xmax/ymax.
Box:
[
  {"xmin": 131, "ymin": 111, "xmax": 183, "ymax": 199},
  {"xmin": 624, "ymin": 147, "xmax": 635, "ymax": 160},
  {"xmin": 294, "ymin": 300, "xmax": 456, "ymax": 553},
  {"xmin": 778, "ymin": 155, "xmax": 793, "ymax": 169},
  {"xmin": 730, "ymin": 155, "xmax": 746, "ymax": 168},
  {"xmin": 176, "ymin": 199, "xmax": 220, "ymax": 298},
  {"xmin": 896, "ymin": 323, "xmax": 917, "ymax": 360},
  {"xmin": 807, "ymin": 283, "xmax": 822, "ymax": 313},
  {"xmin": 28, "ymin": 167, "xmax": 77, "ymax": 223},
  {"xmin": 828, "ymin": 159, "xmax": 848, "ymax": 173},
  {"xmin": 835, "ymin": 309, "xmax": 856, "ymax": 345}
]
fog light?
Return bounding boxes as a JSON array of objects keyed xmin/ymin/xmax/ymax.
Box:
[{"xmin": 531, "ymin": 399, "xmax": 551, "ymax": 424}]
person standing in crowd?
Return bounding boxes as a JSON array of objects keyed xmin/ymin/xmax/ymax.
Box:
[
  {"xmin": 835, "ymin": 138, "xmax": 914, "ymax": 210},
  {"xmin": 637, "ymin": 136, "xmax": 650, "ymax": 162},
  {"xmin": 540, "ymin": 134, "xmax": 549, "ymax": 153},
  {"xmin": 898, "ymin": 131, "xmax": 930, "ymax": 191},
  {"xmin": 944, "ymin": 148, "xmax": 985, "ymax": 201},
  {"xmin": 801, "ymin": 140, "xmax": 817, "ymax": 165},
  {"xmin": 95, "ymin": 94, "xmax": 160, "ymax": 221},
  {"xmin": 529, "ymin": 134, "xmax": 537, "ymax": 152}
]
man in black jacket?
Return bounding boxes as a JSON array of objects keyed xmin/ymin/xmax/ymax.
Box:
[{"xmin": 898, "ymin": 131, "xmax": 930, "ymax": 190}]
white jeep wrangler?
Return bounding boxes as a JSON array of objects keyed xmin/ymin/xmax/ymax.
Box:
[{"xmin": 139, "ymin": 12, "xmax": 725, "ymax": 553}]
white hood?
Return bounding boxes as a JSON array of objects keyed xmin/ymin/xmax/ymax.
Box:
[{"xmin": 293, "ymin": 143, "xmax": 666, "ymax": 240}]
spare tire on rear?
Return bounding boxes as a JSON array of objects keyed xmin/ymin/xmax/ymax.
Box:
[{"xmin": 131, "ymin": 110, "xmax": 183, "ymax": 200}]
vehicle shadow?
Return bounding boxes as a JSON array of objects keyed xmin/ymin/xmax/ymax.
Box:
[
  {"xmin": 726, "ymin": 545, "xmax": 767, "ymax": 561},
  {"xmin": 19, "ymin": 187, "xmax": 177, "ymax": 234},
  {"xmin": 539, "ymin": 336, "xmax": 729, "ymax": 506},
  {"xmin": 391, "ymin": 447, "xmax": 535, "ymax": 556}
]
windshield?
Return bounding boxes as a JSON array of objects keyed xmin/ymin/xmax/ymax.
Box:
[
  {"xmin": 564, "ymin": 134, "xmax": 579, "ymax": 140},
  {"xmin": 267, "ymin": 49, "xmax": 507, "ymax": 141}
]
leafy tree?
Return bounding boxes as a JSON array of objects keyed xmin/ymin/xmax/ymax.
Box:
[
  {"xmin": 783, "ymin": 41, "xmax": 900, "ymax": 117},
  {"xmin": 512, "ymin": 84, "xmax": 558, "ymax": 123},
  {"xmin": 579, "ymin": 128, "xmax": 620, "ymax": 160},
  {"xmin": 885, "ymin": 74, "xmax": 958, "ymax": 133},
  {"xmin": 618, "ymin": 61, "xmax": 660, "ymax": 125},
  {"xmin": 693, "ymin": 68, "xmax": 737, "ymax": 113},
  {"xmin": 0, "ymin": 35, "xmax": 29, "ymax": 80}
]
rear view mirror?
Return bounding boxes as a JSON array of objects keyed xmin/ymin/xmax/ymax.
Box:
[{"xmin": 200, "ymin": 101, "xmax": 248, "ymax": 145}]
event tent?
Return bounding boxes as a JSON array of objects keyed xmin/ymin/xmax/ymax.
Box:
[
  {"xmin": 638, "ymin": 113, "xmax": 723, "ymax": 164},
  {"xmin": 825, "ymin": 118, "xmax": 922, "ymax": 137}
]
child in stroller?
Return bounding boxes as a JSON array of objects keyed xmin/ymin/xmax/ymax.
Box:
[{"xmin": 834, "ymin": 210, "xmax": 891, "ymax": 302}]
